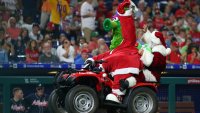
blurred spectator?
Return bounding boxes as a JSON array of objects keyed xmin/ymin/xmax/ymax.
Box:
[
  {"xmin": 56, "ymin": 38, "xmax": 75, "ymax": 63},
  {"xmin": 21, "ymin": 0, "xmax": 40, "ymax": 22},
  {"xmin": 0, "ymin": 28, "xmax": 5, "ymax": 42},
  {"xmin": 6, "ymin": 17, "xmax": 21, "ymax": 40},
  {"xmin": 14, "ymin": 39, "xmax": 26, "ymax": 62},
  {"xmin": 39, "ymin": 41, "xmax": 59, "ymax": 63},
  {"xmin": 166, "ymin": 31, "xmax": 175, "ymax": 48},
  {"xmin": 91, "ymin": 38, "xmax": 109, "ymax": 56},
  {"xmin": 0, "ymin": 39, "xmax": 8, "ymax": 63},
  {"xmin": 29, "ymin": 23, "xmax": 43, "ymax": 43},
  {"xmin": 78, "ymin": 37, "xmax": 87, "ymax": 48},
  {"xmin": 10, "ymin": 87, "xmax": 26, "ymax": 113},
  {"xmin": 75, "ymin": 37, "xmax": 87, "ymax": 56},
  {"xmin": 180, "ymin": 38, "xmax": 193, "ymax": 62},
  {"xmin": 81, "ymin": 0, "xmax": 96, "ymax": 42},
  {"xmin": 21, "ymin": 16, "xmax": 33, "ymax": 33},
  {"xmin": 167, "ymin": 41, "xmax": 182, "ymax": 64},
  {"xmin": 176, "ymin": 28, "xmax": 186, "ymax": 43},
  {"xmin": 63, "ymin": 6, "xmax": 81, "ymax": 42},
  {"xmin": 25, "ymin": 84, "xmax": 48, "ymax": 113},
  {"xmin": 74, "ymin": 49, "xmax": 89, "ymax": 64},
  {"xmin": 88, "ymin": 31, "xmax": 99, "ymax": 52},
  {"xmin": 2, "ymin": 41, "xmax": 15, "ymax": 62},
  {"xmin": 1, "ymin": 0, "xmax": 20, "ymax": 12},
  {"xmin": 135, "ymin": 0, "xmax": 147, "ymax": 21},
  {"xmin": 18, "ymin": 28, "xmax": 30, "ymax": 47},
  {"xmin": 96, "ymin": 0, "xmax": 107, "ymax": 20},
  {"xmin": 43, "ymin": 34, "xmax": 57, "ymax": 56},
  {"xmin": 49, "ymin": 0, "xmax": 70, "ymax": 39},
  {"xmin": 175, "ymin": 1, "xmax": 189, "ymax": 18},
  {"xmin": 25, "ymin": 40, "xmax": 39, "ymax": 63},
  {"xmin": 40, "ymin": 0, "xmax": 51, "ymax": 30},
  {"xmin": 187, "ymin": 44, "xmax": 200, "ymax": 64},
  {"xmin": 153, "ymin": 7, "xmax": 165, "ymax": 30}
]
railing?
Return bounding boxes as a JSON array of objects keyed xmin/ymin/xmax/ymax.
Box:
[{"xmin": 0, "ymin": 64, "xmax": 200, "ymax": 113}]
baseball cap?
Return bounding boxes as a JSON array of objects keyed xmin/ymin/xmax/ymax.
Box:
[
  {"xmin": 32, "ymin": 23, "xmax": 40, "ymax": 28},
  {"xmin": 91, "ymin": 31, "xmax": 99, "ymax": 38},
  {"xmin": 81, "ymin": 49, "xmax": 89, "ymax": 54},
  {"xmin": 36, "ymin": 83, "xmax": 44, "ymax": 88}
]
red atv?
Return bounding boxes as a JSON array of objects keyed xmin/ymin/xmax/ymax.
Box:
[{"xmin": 48, "ymin": 60, "xmax": 158, "ymax": 113}]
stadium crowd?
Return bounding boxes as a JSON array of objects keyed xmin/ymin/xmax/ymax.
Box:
[{"xmin": 0, "ymin": 0, "xmax": 199, "ymax": 65}]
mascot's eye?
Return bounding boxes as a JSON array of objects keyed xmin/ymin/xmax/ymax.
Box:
[{"xmin": 113, "ymin": 17, "xmax": 119, "ymax": 21}]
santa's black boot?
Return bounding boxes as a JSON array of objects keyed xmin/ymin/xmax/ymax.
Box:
[{"xmin": 119, "ymin": 79, "xmax": 129, "ymax": 91}]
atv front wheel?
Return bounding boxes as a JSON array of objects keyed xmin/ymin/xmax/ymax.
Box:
[
  {"xmin": 65, "ymin": 85, "xmax": 99, "ymax": 113},
  {"xmin": 48, "ymin": 89, "xmax": 67, "ymax": 113},
  {"xmin": 127, "ymin": 87, "xmax": 158, "ymax": 113}
]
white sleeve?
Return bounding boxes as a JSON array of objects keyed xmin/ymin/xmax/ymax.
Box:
[
  {"xmin": 57, "ymin": 46, "xmax": 75, "ymax": 63},
  {"xmin": 140, "ymin": 49, "xmax": 154, "ymax": 67},
  {"xmin": 81, "ymin": 3, "xmax": 87, "ymax": 16}
]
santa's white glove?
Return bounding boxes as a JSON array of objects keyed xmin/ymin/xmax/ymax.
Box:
[
  {"xmin": 129, "ymin": 0, "xmax": 139, "ymax": 12},
  {"xmin": 84, "ymin": 58, "xmax": 95, "ymax": 68}
]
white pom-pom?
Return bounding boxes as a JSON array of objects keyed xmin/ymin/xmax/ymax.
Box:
[{"xmin": 166, "ymin": 48, "xmax": 171, "ymax": 55}]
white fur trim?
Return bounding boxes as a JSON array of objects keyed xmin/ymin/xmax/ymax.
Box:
[
  {"xmin": 151, "ymin": 31, "xmax": 160, "ymax": 44},
  {"xmin": 126, "ymin": 76, "xmax": 136, "ymax": 87},
  {"xmin": 99, "ymin": 64, "xmax": 105, "ymax": 72},
  {"xmin": 106, "ymin": 94, "xmax": 121, "ymax": 103},
  {"xmin": 117, "ymin": 8, "xmax": 132, "ymax": 16},
  {"xmin": 166, "ymin": 48, "xmax": 171, "ymax": 55},
  {"xmin": 110, "ymin": 68, "xmax": 139, "ymax": 77},
  {"xmin": 140, "ymin": 49, "xmax": 154, "ymax": 67},
  {"xmin": 152, "ymin": 45, "xmax": 170, "ymax": 56},
  {"xmin": 143, "ymin": 69, "xmax": 157, "ymax": 82},
  {"xmin": 141, "ymin": 29, "xmax": 152, "ymax": 45},
  {"xmin": 112, "ymin": 89, "xmax": 126, "ymax": 95}
]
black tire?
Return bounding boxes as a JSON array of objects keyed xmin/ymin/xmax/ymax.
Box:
[
  {"xmin": 65, "ymin": 85, "xmax": 99, "ymax": 113},
  {"xmin": 127, "ymin": 87, "xmax": 158, "ymax": 113},
  {"xmin": 48, "ymin": 89, "xmax": 68, "ymax": 113}
]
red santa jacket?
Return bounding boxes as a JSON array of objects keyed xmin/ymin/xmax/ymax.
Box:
[
  {"xmin": 92, "ymin": 15, "xmax": 141, "ymax": 77},
  {"xmin": 140, "ymin": 45, "xmax": 168, "ymax": 82}
]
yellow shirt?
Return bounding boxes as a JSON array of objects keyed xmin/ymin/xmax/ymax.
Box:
[{"xmin": 49, "ymin": 0, "xmax": 70, "ymax": 24}]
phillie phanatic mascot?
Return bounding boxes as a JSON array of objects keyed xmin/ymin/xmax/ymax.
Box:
[{"xmin": 85, "ymin": 0, "xmax": 140, "ymax": 103}]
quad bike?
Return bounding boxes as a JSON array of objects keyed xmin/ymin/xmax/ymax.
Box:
[{"xmin": 48, "ymin": 60, "xmax": 158, "ymax": 113}]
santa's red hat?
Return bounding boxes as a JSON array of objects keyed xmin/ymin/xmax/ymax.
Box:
[
  {"xmin": 151, "ymin": 31, "xmax": 166, "ymax": 47},
  {"xmin": 151, "ymin": 31, "xmax": 171, "ymax": 55}
]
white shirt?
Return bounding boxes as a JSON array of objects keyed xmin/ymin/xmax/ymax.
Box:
[
  {"xmin": 29, "ymin": 32, "xmax": 43, "ymax": 41},
  {"xmin": 56, "ymin": 45, "xmax": 75, "ymax": 63},
  {"xmin": 80, "ymin": 1, "xmax": 96, "ymax": 30}
]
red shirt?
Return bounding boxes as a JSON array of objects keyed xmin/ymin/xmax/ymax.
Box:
[
  {"xmin": 168, "ymin": 51, "xmax": 181, "ymax": 64},
  {"xmin": 153, "ymin": 17, "xmax": 165, "ymax": 30},
  {"xmin": 175, "ymin": 9, "xmax": 189, "ymax": 18},
  {"xmin": 189, "ymin": 31, "xmax": 200, "ymax": 44},
  {"xmin": 25, "ymin": 49, "xmax": 39, "ymax": 63},
  {"xmin": 187, "ymin": 53, "xmax": 200, "ymax": 64},
  {"xmin": 6, "ymin": 27, "xmax": 21, "ymax": 40}
]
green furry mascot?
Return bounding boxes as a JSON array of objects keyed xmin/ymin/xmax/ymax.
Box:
[{"xmin": 103, "ymin": 17, "xmax": 123, "ymax": 50}]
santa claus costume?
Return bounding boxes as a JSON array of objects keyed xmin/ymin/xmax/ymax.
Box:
[
  {"xmin": 86, "ymin": 0, "xmax": 140, "ymax": 103},
  {"xmin": 139, "ymin": 30, "xmax": 171, "ymax": 82},
  {"xmin": 120, "ymin": 29, "xmax": 171, "ymax": 93}
]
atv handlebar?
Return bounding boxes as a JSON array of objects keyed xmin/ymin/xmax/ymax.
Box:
[{"xmin": 83, "ymin": 60, "xmax": 107, "ymax": 72}]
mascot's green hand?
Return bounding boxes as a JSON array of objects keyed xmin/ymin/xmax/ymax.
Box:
[{"xmin": 136, "ymin": 43, "xmax": 152, "ymax": 53}]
